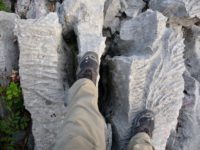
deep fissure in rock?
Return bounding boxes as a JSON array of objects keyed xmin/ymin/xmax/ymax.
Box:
[
  {"xmin": 98, "ymin": 27, "xmax": 130, "ymax": 149},
  {"xmin": 62, "ymin": 30, "xmax": 79, "ymax": 88},
  {"xmin": 142, "ymin": 0, "xmax": 150, "ymax": 12}
]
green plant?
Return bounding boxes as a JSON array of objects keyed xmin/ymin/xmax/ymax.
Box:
[
  {"xmin": 0, "ymin": 82, "xmax": 31, "ymax": 149},
  {"xmin": 0, "ymin": 0, "xmax": 10, "ymax": 12}
]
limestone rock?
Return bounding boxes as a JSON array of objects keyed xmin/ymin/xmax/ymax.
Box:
[
  {"xmin": 60, "ymin": 0, "xmax": 106, "ymax": 59},
  {"xmin": 149, "ymin": 0, "xmax": 200, "ymax": 21},
  {"xmin": 103, "ymin": 0, "xmax": 145, "ymax": 35},
  {"xmin": 103, "ymin": 0, "xmax": 121, "ymax": 34},
  {"xmin": 167, "ymin": 73, "xmax": 200, "ymax": 150},
  {"xmin": 181, "ymin": 0, "xmax": 200, "ymax": 18},
  {"xmin": 124, "ymin": 0, "xmax": 145, "ymax": 17},
  {"xmin": 167, "ymin": 27, "xmax": 200, "ymax": 150},
  {"xmin": 105, "ymin": 11, "xmax": 185, "ymax": 150},
  {"xmin": 0, "ymin": 12, "xmax": 19, "ymax": 82},
  {"xmin": 15, "ymin": 0, "xmax": 31, "ymax": 18},
  {"xmin": 26, "ymin": 0, "xmax": 48, "ymax": 19},
  {"xmin": 120, "ymin": 10, "xmax": 167, "ymax": 55},
  {"xmin": 15, "ymin": 13, "xmax": 68, "ymax": 150},
  {"xmin": 149, "ymin": 0, "xmax": 188, "ymax": 18},
  {"xmin": 16, "ymin": 0, "xmax": 49, "ymax": 19}
]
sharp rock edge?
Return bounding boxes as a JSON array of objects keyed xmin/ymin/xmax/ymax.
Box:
[
  {"xmin": 105, "ymin": 10, "xmax": 185, "ymax": 150},
  {"xmin": 15, "ymin": 13, "xmax": 68, "ymax": 150}
]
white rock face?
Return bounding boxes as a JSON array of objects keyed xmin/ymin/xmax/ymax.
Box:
[
  {"xmin": 149, "ymin": 0, "xmax": 188, "ymax": 18},
  {"xmin": 26, "ymin": 0, "xmax": 48, "ymax": 19},
  {"xmin": 0, "ymin": 12, "xmax": 19, "ymax": 78},
  {"xmin": 120, "ymin": 10, "xmax": 167, "ymax": 54},
  {"xmin": 104, "ymin": 0, "xmax": 121, "ymax": 34},
  {"xmin": 5, "ymin": 0, "xmax": 200, "ymax": 149},
  {"xmin": 60, "ymin": 0, "xmax": 106, "ymax": 59},
  {"xmin": 167, "ymin": 27, "xmax": 200, "ymax": 150},
  {"xmin": 16, "ymin": 0, "xmax": 31, "ymax": 18},
  {"xmin": 167, "ymin": 73, "xmax": 200, "ymax": 150},
  {"xmin": 106, "ymin": 11, "xmax": 185, "ymax": 150},
  {"xmin": 181, "ymin": 0, "xmax": 200, "ymax": 18},
  {"xmin": 149, "ymin": 0, "xmax": 200, "ymax": 19},
  {"xmin": 123, "ymin": 0, "xmax": 145, "ymax": 17},
  {"xmin": 103, "ymin": 0, "xmax": 145, "ymax": 34},
  {"xmin": 16, "ymin": 0, "xmax": 49, "ymax": 19},
  {"xmin": 15, "ymin": 13, "xmax": 68, "ymax": 150}
]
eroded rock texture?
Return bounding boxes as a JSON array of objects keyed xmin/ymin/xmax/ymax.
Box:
[
  {"xmin": 15, "ymin": 0, "xmax": 31, "ymax": 18},
  {"xmin": 15, "ymin": 13, "xmax": 68, "ymax": 150},
  {"xmin": 26, "ymin": 0, "xmax": 48, "ymax": 19},
  {"xmin": 103, "ymin": 11, "xmax": 185, "ymax": 150},
  {"xmin": 149, "ymin": 0, "xmax": 200, "ymax": 18},
  {"xmin": 167, "ymin": 27, "xmax": 200, "ymax": 150},
  {"xmin": 182, "ymin": 0, "xmax": 200, "ymax": 18},
  {"xmin": 104, "ymin": 0, "xmax": 121, "ymax": 34},
  {"xmin": 59, "ymin": 0, "xmax": 106, "ymax": 59},
  {"xmin": 1, "ymin": 0, "xmax": 200, "ymax": 149},
  {"xmin": 16, "ymin": 0, "xmax": 56, "ymax": 19},
  {"xmin": 0, "ymin": 12, "xmax": 19, "ymax": 83}
]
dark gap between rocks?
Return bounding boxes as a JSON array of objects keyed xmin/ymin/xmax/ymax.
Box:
[
  {"xmin": 62, "ymin": 30, "xmax": 79, "ymax": 88},
  {"xmin": 98, "ymin": 29, "xmax": 125, "ymax": 150}
]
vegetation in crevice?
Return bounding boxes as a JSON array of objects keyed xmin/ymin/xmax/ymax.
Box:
[
  {"xmin": 0, "ymin": 0, "xmax": 10, "ymax": 12},
  {"xmin": 0, "ymin": 71, "xmax": 33, "ymax": 150}
]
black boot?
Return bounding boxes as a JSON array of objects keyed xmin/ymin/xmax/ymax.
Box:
[
  {"xmin": 77, "ymin": 51, "xmax": 99, "ymax": 85},
  {"xmin": 132, "ymin": 109, "xmax": 155, "ymax": 138}
]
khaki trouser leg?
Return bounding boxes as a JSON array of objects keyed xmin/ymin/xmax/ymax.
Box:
[
  {"xmin": 54, "ymin": 79, "xmax": 107, "ymax": 150},
  {"xmin": 127, "ymin": 133, "xmax": 154, "ymax": 150}
]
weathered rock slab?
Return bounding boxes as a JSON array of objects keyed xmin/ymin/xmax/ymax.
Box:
[
  {"xmin": 149, "ymin": 0, "xmax": 200, "ymax": 21},
  {"xmin": 120, "ymin": 10, "xmax": 167, "ymax": 54},
  {"xmin": 106, "ymin": 11, "xmax": 185, "ymax": 150},
  {"xmin": 60, "ymin": 0, "xmax": 106, "ymax": 59},
  {"xmin": 181, "ymin": 0, "xmax": 200, "ymax": 18},
  {"xmin": 16, "ymin": 0, "xmax": 49, "ymax": 19},
  {"xmin": 15, "ymin": 13, "xmax": 68, "ymax": 150},
  {"xmin": 123, "ymin": 0, "xmax": 145, "ymax": 17},
  {"xmin": 167, "ymin": 26, "xmax": 200, "ymax": 150},
  {"xmin": 103, "ymin": 0, "xmax": 121, "ymax": 34},
  {"xmin": 15, "ymin": 0, "xmax": 31, "ymax": 18},
  {"xmin": 0, "ymin": 12, "xmax": 19, "ymax": 82},
  {"xmin": 26, "ymin": 0, "xmax": 48, "ymax": 19}
]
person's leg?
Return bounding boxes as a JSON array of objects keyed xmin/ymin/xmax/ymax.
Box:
[
  {"xmin": 54, "ymin": 52, "xmax": 107, "ymax": 150},
  {"xmin": 127, "ymin": 110, "xmax": 155, "ymax": 150}
]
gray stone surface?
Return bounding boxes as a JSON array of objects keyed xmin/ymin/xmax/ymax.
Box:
[
  {"xmin": 120, "ymin": 10, "xmax": 167, "ymax": 55},
  {"xmin": 26, "ymin": 0, "xmax": 48, "ymax": 19},
  {"xmin": 106, "ymin": 11, "xmax": 185, "ymax": 150},
  {"xmin": 59, "ymin": 0, "xmax": 106, "ymax": 59},
  {"xmin": 16, "ymin": 0, "xmax": 49, "ymax": 19},
  {"xmin": 123, "ymin": 0, "xmax": 145, "ymax": 17},
  {"xmin": 15, "ymin": 0, "xmax": 31, "ymax": 18},
  {"xmin": 103, "ymin": 0, "xmax": 145, "ymax": 35},
  {"xmin": 4, "ymin": 0, "xmax": 200, "ymax": 149},
  {"xmin": 167, "ymin": 72, "xmax": 200, "ymax": 150},
  {"xmin": 167, "ymin": 26, "xmax": 200, "ymax": 150},
  {"xmin": 181, "ymin": 0, "xmax": 200, "ymax": 18},
  {"xmin": 0, "ymin": 11, "xmax": 19, "ymax": 79},
  {"xmin": 15, "ymin": 13, "xmax": 68, "ymax": 150},
  {"xmin": 104, "ymin": 0, "xmax": 121, "ymax": 34},
  {"xmin": 149, "ymin": 0, "xmax": 200, "ymax": 19},
  {"xmin": 149, "ymin": 0, "xmax": 188, "ymax": 18}
]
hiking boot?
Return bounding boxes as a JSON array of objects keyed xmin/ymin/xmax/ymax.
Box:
[
  {"xmin": 132, "ymin": 109, "xmax": 155, "ymax": 138},
  {"xmin": 77, "ymin": 51, "xmax": 99, "ymax": 85}
]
